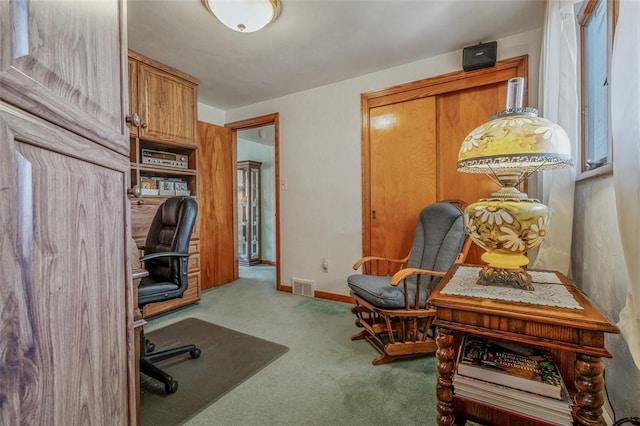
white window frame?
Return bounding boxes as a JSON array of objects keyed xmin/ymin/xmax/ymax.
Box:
[{"xmin": 577, "ymin": 0, "xmax": 618, "ymax": 180}]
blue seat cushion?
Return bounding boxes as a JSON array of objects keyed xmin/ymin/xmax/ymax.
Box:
[{"xmin": 348, "ymin": 274, "xmax": 425, "ymax": 309}]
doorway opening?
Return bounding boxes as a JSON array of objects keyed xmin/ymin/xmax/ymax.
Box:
[{"xmin": 226, "ymin": 114, "xmax": 282, "ymax": 290}]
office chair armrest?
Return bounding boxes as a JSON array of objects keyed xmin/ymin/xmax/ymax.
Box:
[
  {"xmin": 139, "ymin": 251, "xmax": 190, "ymax": 262},
  {"xmin": 352, "ymin": 255, "xmax": 410, "ymax": 275}
]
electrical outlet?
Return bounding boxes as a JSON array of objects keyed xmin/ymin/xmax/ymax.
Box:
[{"xmin": 321, "ymin": 258, "xmax": 328, "ymax": 273}]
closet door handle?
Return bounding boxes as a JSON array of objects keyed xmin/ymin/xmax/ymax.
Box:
[{"xmin": 372, "ymin": 210, "xmax": 376, "ymax": 220}]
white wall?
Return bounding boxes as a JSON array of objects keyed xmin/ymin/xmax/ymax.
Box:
[
  {"xmin": 204, "ymin": 30, "xmax": 541, "ymax": 295},
  {"xmin": 237, "ymin": 139, "xmax": 276, "ymax": 262},
  {"xmin": 198, "ymin": 102, "xmax": 225, "ymax": 125}
]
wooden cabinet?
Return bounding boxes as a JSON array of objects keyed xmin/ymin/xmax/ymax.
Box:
[
  {"xmin": 127, "ymin": 51, "xmax": 202, "ymax": 318},
  {"xmin": 1, "ymin": 1, "xmax": 133, "ymax": 424},
  {"xmin": 430, "ymin": 265, "xmax": 620, "ymax": 426},
  {"xmin": 237, "ymin": 161, "xmax": 262, "ymax": 266},
  {"xmin": 128, "ymin": 50, "xmax": 199, "ymax": 147}
]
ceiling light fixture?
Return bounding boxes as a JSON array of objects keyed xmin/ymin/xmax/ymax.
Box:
[{"xmin": 201, "ymin": 0, "xmax": 281, "ymax": 33}]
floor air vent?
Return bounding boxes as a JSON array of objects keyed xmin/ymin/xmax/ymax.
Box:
[{"xmin": 291, "ymin": 278, "xmax": 315, "ymax": 297}]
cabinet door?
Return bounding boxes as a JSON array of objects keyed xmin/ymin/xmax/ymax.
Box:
[
  {"xmin": 128, "ymin": 57, "xmax": 140, "ymax": 137},
  {"xmin": 0, "ymin": 102, "xmax": 132, "ymax": 425},
  {"xmin": 249, "ymin": 164, "xmax": 261, "ymax": 263},
  {"xmin": 238, "ymin": 166, "xmax": 250, "ymax": 263},
  {"xmin": 0, "ymin": 0, "xmax": 128, "ymax": 154},
  {"xmin": 137, "ymin": 62, "xmax": 197, "ymax": 147}
]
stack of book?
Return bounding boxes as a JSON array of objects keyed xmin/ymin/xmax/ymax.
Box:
[{"xmin": 454, "ymin": 335, "xmax": 573, "ymax": 426}]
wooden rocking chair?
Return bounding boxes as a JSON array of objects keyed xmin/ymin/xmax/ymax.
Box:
[{"xmin": 347, "ymin": 201, "xmax": 470, "ymax": 365}]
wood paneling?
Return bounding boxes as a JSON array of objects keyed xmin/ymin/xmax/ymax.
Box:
[{"xmin": 198, "ymin": 121, "xmax": 236, "ymax": 289}]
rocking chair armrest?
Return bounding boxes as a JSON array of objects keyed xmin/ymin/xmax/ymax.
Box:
[
  {"xmin": 352, "ymin": 255, "xmax": 409, "ymax": 271},
  {"xmin": 389, "ymin": 268, "xmax": 446, "ymax": 286},
  {"xmin": 455, "ymin": 236, "xmax": 473, "ymax": 264}
]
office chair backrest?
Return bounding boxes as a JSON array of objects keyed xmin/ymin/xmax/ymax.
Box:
[
  {"xmin": 406, "ymin": 202, "xmax": 465, "ymax": 288},
  {"xmin": 144, "ymin": 196, "xmax": 198, "ymax": 284}
]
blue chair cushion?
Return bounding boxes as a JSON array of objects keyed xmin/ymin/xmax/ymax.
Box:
[{"xmin": 348, "ymin": 274, "xmax": 424, "ymax": 309}]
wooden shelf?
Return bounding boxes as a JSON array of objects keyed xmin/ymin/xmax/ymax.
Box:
[
  {"xmin": 128, "ymin": 50, "xmax": 201, "ymax": 319},
  {"xmin": 429, "ymin": 264, "xmax": 620, "ymax": 426}
]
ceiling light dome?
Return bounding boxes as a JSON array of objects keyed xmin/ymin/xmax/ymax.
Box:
[{"xmin": 202, "ymin": 0, "xmax": 281, "ymax": 33}]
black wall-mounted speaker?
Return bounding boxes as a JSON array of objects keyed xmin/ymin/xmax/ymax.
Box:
[{"xmin": 462, "ymin": 41, "xmax": 497, "ymax": 71}]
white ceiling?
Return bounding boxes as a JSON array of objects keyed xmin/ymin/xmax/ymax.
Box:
[{"xmin": 127, "ymin": 0, "xmax": 546, "ymax": 111}]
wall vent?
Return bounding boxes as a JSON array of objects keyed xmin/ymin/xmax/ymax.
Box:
[{"xmin": 291, "ymin": 278, "xmax": 315, "ymax": 297}]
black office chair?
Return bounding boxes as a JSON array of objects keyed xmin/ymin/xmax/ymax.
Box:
[{"xmin": 137, "ymin": 196, "xmax": 200, "ymax": 394}]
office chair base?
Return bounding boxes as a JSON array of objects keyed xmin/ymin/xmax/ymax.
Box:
[
  {"xmin": 140, "ymin": 329, "xmax": 201, "ymax": 394},
  {"xmin": 140, "ymin": 358, "xmax": 179, "ymax": 393}
]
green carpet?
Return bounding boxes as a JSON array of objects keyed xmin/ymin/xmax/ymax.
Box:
[{"xmin": 140, "ymin": 317, "xmax": 289, "ymax": 426}]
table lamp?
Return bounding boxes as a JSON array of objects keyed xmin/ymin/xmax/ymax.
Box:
[{"xmin": 457, "ymin": 77, "xmax": 573, "ymax": 290}]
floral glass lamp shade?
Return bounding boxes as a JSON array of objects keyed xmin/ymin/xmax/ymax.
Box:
[{"xmin": 457, "ymin": 77, "xmax": 572, "ymax": 290}]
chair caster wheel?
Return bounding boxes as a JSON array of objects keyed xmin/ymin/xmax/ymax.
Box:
[
  {"xmin": 165, "ymin": 380, "xmax": 178, "ymax": 394},
  {"xmin": 190, "ymin": 348, "xmax": 201, "ymax": 359}
]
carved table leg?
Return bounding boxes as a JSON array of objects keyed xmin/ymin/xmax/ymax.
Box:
[
  {"xmin": 574, "ymin": 354, "xmax": 605, "ymax": 426},
  {"xmin": 436, "ymin": 327, "xmax": 456, "ymax": 426}
]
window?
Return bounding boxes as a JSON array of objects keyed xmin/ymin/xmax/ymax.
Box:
[{"xmin": 578, "ymin": 0, "xmax": 618, "ymax": 177}]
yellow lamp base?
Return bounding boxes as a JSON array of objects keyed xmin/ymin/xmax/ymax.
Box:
[{"xmin": 480, "ymin": 251, "xmax": 529, "ymax": 269}]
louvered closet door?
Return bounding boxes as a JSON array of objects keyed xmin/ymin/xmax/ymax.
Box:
[{"xmin": 369, "ymin": 96, "xmax": 437, "ymax": 267}]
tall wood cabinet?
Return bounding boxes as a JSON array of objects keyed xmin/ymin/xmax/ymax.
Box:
[
  {"xmin": 237, "ymin": 161, "xmax": 262, "ymax": 266},
  {"xmin": 1, "ymin": 1, "xmax": 134, "ymax": 424},
  {"xmin": 127, "ymin": 50, "xmax": 202, "ymax": 318}
]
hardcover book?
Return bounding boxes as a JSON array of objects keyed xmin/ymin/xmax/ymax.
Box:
[{"xmin": 457, "ymin": 335, "xmax": 563, "ymax": 400}]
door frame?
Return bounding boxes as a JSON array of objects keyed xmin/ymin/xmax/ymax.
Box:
[
  {"xmin": 226, "ymin": 113, "xmax": 282, "ymax": 290},
  {"xmin": 360, "ymin": 55, "xmax": 528, "ymax": 256}
]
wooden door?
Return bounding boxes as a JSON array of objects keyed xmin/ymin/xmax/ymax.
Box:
[
  {"xmin": 0, "ymin": 104, "xmax": 131, "ymax": 424},
  {"xmin": 198, "ymin": 121, "xmax": 237, "ymax": 288},
  {"xmin": 369, "ymin": 96, "xmax": 437, "ymax": 262},
  {"xmin": 362, "ymin": 56, "xmax": 528, "ymax": 265},
  {"xmin": 137, "ymin": 61, "xmax": 198, "ymax": 147}
]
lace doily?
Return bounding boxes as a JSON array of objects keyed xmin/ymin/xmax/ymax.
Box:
[{"xmin": 440, "ymin": 266, "xmax": 583, "ymax": 310}]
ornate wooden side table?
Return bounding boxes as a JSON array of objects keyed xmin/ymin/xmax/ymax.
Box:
[{"xmin": 430, "ymin": 264, "xmax": 619, "ymax": 426}]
